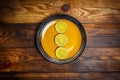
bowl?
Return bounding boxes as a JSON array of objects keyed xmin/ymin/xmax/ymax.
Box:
[{"xmin": 36, "ymin": 14, "xmax": 86, "ymax": 64}]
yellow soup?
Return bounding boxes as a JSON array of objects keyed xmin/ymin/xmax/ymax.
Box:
[{"xmin": 41, "ymin": 19, "xmax": 82, "ymax": 59}]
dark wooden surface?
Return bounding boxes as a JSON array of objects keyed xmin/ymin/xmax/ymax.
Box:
[{"xmin": 0, "ymin": 0, "xmax": 120, "ymax": 80}]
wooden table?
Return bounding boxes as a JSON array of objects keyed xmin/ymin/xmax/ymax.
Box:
[{"xmin": 0, "ymin": 0, "xmax": 120, "ymax": 80}]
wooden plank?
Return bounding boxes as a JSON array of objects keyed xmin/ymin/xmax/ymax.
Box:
[
  {"xmin": 0, "ymin": 48, "xmax": 120, "ymax": 72},
  {"xmin": 0, "ymin": 0, "xmax": 120, "ymax": 23},
  {"xmin": 0, "ymin": 72, "xmax": 120, "ymax": 80},
  {"xmin": 0, "ymin": 23, "xmax": 120, "ymax": 48}
]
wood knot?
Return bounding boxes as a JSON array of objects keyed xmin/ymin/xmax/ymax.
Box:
[
  {"xmin": 0, "ymin": 55, "xmax": 19, "ymax": 71},
  {"xmin": 61, "ymin": 4, "xmax": 71, "ymax": 12},
  {"xmin": 19, "ymin": 0, "xmax": 25, "ymax": 1}
]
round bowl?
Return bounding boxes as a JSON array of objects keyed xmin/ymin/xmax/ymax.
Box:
[{"xmin": 36, "ymin": 14, "xmax": 86, "ymax": 64}]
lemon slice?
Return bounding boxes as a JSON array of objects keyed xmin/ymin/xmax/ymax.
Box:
[
  {"xmin": 55, "ymin": 47, "xmax": 68, "ymax": 59},
  {"xmin": 55, "ymin": 34, "xmax": 68, "ymax": 46},
  {"xmin": 55, "ymin": 21, "xmax": 67, "ymax": 33}
]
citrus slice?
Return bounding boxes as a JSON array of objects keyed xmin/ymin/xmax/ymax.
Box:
[
  {"xmin": 55, "ymin": 34, "xmax": 68, "ymax": 46},
  {"xmin": 55, "ymin": 47, "xmax": 68, "ymax": 59},
  {"xmin": 55, "ymin": 21, "xmax": 67, "ymax": 33}
]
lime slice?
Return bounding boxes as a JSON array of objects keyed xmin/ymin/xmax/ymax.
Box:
[
  {"xmin": 55, "ymin": 34, "xmax": 68, "ymax": 46},
  {"xmin": 55, "ymin": 21, "xmax": 67, "ymax": 33},
  {"xmin": 55, "ymin": 47, "xmax": 68, "ymax": 59}
]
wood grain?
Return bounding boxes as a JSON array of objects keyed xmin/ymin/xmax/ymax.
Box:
[
  {"xmin": 0, "ymin": 23, "xmax": 120, "ymax": 48},
  {"xmin": 0, "ymin": 72, "xmax": 120, "ymax": 80},
  {"xmin": 0, "ymin": 0, "xmax": 120, "ymax": 79},
  {"xmin": 0, "ymin": 48, "xmax": 120, "ymax": 72},
  {"xmin": 0, "ymin": 0, "xmax": 120, "ymax": 23}
]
